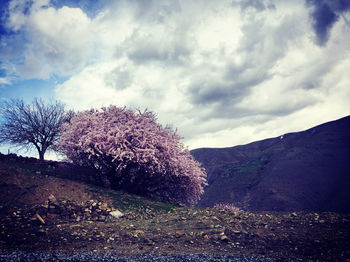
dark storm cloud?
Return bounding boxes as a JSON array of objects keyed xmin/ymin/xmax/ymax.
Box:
[
  {"xmin": 188, "ymin": 81, "xmax": 249, "ymax": 105},
  {"xmin": 306, "ymin": 0, "xmax": 350, "ymax": 45},
  {"xmin": 187, "ymin": 7, "xmax": 302, "ymax": 118},
  {"xmin": 187, "ymin": 72, "xmax": 270, "ymax": 121},
  {"xmin": 187, "ymin": 67, "xmax": 269, "ymax": 107}
]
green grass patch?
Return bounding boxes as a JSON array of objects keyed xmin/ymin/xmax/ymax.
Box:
[{"xmin": 86, "ymin": 184, "xmax": 177, "ymax": 213}]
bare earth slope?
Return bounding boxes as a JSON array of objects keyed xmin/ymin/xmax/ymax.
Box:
[{"xmin": 191, "ymin": 116, "xmax": 350, "ymax": 212}]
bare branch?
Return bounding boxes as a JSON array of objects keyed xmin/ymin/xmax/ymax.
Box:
[{"xmin": 0, "ymin": 98, "xmax": 72, "ymax": 160}]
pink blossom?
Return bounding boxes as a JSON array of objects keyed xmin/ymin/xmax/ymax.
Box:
[{"xmin": 58, "ymin": 106, "xmax": 207, "ymax": 205}]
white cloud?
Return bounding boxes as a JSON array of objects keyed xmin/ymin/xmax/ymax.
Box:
[
  {"xmin": 0, "ymin": 77, "xmax": 11, "ymax": 85},
  {"xmin": 6, "ymin": 0, "xmax": 93, "ymax": 79},
  {"xmin": 55, "ymin": 61, "xmax": 121, "ymax": 110},
  {"xmin": 2, "ymin": 0, "xmax": 350, "ymax": 150}
]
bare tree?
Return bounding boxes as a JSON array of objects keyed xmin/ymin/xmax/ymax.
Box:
[{"xmin": 0, "ymin": 98, "xmax": 73, "ymax": 160}]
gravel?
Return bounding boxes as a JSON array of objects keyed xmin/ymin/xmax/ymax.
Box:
[{"xmin": 0, "ymin": 251, "xmax": 315, "ymax": 262}]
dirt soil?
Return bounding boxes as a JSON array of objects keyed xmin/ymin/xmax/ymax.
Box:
[{"xmin": 1, "ymin": 157, "xmax": 350, "ymax": 261}]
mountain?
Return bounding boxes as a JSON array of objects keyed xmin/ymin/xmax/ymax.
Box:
[{"xmin": 191, "ymin": 116, "xmax": 350, "ymax": 212}]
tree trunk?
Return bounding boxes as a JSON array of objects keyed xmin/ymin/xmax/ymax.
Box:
[
  {"xmin": 107, "ymin": 173, "xmax": 120, "ymax": 190},
  {"xmin": 38, "ymin": 150, "xmax": 45, "ymax": 161}
]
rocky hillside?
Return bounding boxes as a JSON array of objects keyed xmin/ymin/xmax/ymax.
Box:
[
  {"xmin": 1, "ymin": 152, "xmax": 350, "ymax": 261},
  {"xmin": 191, "ymin": 116, "xmax": 350, "ymax": 212}
]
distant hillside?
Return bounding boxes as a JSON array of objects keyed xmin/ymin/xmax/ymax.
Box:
[{"xmin": 191, "ymin": 116, "xmax": 350, "ymax": 212}]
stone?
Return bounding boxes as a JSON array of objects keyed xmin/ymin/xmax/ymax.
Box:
[
  {"xmin": 134, "ymin": 230, "xmax": 144, "ymax": 237},
  {"xmin": 48, "ymin": 194, "xmax": 58, "ymax": 204},
  {"xmin": 98, "ymin": 216, "xmax": 106, "ymax": 221},
  {"xmin": 100, "ymin": 203, "xmax": 108, "ymax": 211},
  {"xmin": 220, "ymin": 235, "xmax": 229, "ymax": 242},
  {"xmin": 35, "ymin": 213, "xmax": 45, "ymax": 224},
  {"xmin": 109, "ymin": 210, "xmax": 124, "ymax": 219},
  {"xmin": 175, "ymin": 231, "xmax": 184, "ymax": 238}
]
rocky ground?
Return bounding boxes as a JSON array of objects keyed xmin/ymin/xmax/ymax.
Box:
[
  {"xmin": 1, "ymin": 155, "xmax": 350, "ymax": 261},
  {"xmin": 1, "ymin": 198, "xmax": 349, "ymax": 261}
]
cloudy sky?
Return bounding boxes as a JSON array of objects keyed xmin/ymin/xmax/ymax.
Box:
[{"xmin": 0, "ymin": 0, "xmax": 350, "ymax": 156}]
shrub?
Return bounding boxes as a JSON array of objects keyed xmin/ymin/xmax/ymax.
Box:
[
  {"xmin": 213, "ymin": 203, "xmax": 242, "ymax": 212},
  {"xmin": 58, "ymin": 106, "xmax": 207, "ymax": 205}
]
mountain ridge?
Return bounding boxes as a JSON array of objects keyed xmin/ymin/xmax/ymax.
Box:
[{"xmin": 191, "ymin": 115, "xmax": 350, "ymax": 212}]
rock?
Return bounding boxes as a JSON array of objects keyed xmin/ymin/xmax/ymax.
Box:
[
  {"xmin": 134, "ymin": 230, "xmax": 144, "ymax": 237},
  {"xmin": 225, "ymin": 228, "xmax": 241, "ymax": 235},
  {"xmin": 233, "ymin": 211, "xmax": 240, "ymax": 217},
  {"xmin": 48, "ymin": 194, "xmax": 58, "ymax": 204},
  {"xmin": 109, "ymin": 210, "xmax": 124, "ymax": 219},
  {"xmin": 35, "ymin": 213, "xmax": 45, "ymax": 224},
  {"xmin": 98, "ymin": 216, "xmax": 106, "ymax": 221},
  {"xmin": 220, "ymin": 235, "xmax": 229, "ymax": 242},
  {"xmin": 144, "ymin": 238, "xmax": 154, "ymax": 246},
  {"xmin": 175, "ymin": 231, "xmax": 185, "ymax": 238},
  {"xmin": 99, "ymin": 203, "xmax": 108, "ymax": 211},
  {"xmin": 108, "ymin": 237, "xmax": 115, "ymax": 241}
]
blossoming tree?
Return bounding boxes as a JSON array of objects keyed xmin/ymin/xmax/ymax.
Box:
[{"xmin": 58, "ymin": 106, "xmax": 206, "ymax": 205}]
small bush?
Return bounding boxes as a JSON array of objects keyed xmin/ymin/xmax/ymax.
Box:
[{"xmin": 214, "ymin": 203, "xmax": 242, "ymax": 212}]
